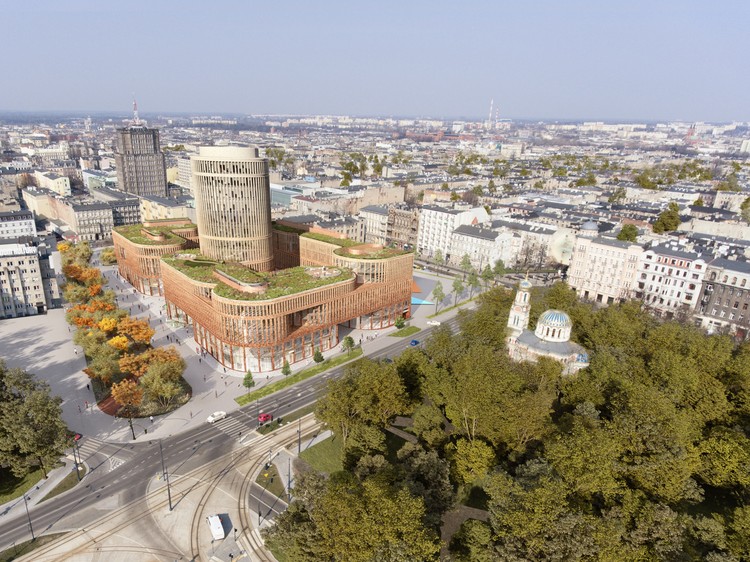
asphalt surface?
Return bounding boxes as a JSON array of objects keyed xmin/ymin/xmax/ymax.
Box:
[{"xmin": 0, "ymin": 315, "xmax": 461, "ymax": 551}]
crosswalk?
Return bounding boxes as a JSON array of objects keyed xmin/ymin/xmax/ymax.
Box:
[
  {"xmin": 74, "ymin": 437, "xmax": 129, "ymax": 472},
  {"xmin": 208, "ymin": 410, "xmax": 259, "ymax": 438}
]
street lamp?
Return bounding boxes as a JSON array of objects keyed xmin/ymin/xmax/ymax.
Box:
[
  {"xmin": 22, "ymin": 493, "xmax": 34, "ymax": 541},
  {"xmin": 158, "ymin": 440, "xmax": 173, "ymax": 511},
  {"xmin": 297, "ymin": 419, "xmax": 301, "ymax": 454},
  {"xmin": 71, "ymin": 440, "xmax": 81, "ymax": 482}
]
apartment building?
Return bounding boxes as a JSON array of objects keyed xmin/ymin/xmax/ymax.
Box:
[
  {"xmin": 0, "ymin": 211, "xmax": 35, "ymax": 239},
  {"xmin": 695, "ymin": 259, "xmax": 750, "ymax": 339},
  {"xmin": 448, "ymin": 225, "xmax": 520, "ymax": 271},
  {"xmin": 417, "ymin": 205, "xmax": 489, "ymax": 260},
  {"xmin": 88, "ymin": 187, "xmax": 141, "ymax": 226},
  {"xmin": 568, "ymin": 237, "xmax": 643, "ymax": 304},
  {"xmin": 0, "ymin": 236, "xmax": 61, "ymax": 319},
  {"xmin": 33, "ymin": 171, "xmax": 71, "ymax": 196},
  {"xmin": 359, "ymin": 205, "xmax": 389, "ymax": 245},
  {"xmin": 634, "ymin": 246, "xmax": 709, "ymax": 318},
  {"xmin": 387, "ymin": 205, "xmax": 419, "ymax": 250}
]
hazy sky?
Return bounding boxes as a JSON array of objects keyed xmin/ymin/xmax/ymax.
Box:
[{"xmin": 3, "ymin": 0, "xmax": 748, "ymax": 121}]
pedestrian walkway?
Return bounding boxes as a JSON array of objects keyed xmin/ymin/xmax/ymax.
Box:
[{"xmin": 0, "ymin": 457, "xmax": 78, "ymax": 520}]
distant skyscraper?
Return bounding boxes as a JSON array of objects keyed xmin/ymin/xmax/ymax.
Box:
[{"xmin": 114, "ymin": 105, "xmax": 168, "ymax": 197}]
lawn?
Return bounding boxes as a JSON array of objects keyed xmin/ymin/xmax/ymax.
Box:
[
  {"xmin": 0, "ymin": 533, "xmax": 67, "ymax": 562},
  {"xmin": 236, "ymin": 348, "xmax": 363, "ymax": 406},
  {"xmin": 299, "ymin": 435, "xmax": 344, "ymax": 474},
  {"xmin": 255, "ymin": 463, "xmax": 287, "ymax": 499},
  {"xmin": 39, "ymin": 465, "xmax": 88, "ymax": 503},
  {"xmin": 389, "ymin": 325, "xmax": 421, "ymax": 338},
  {"xmin": 0, "ymin": 467, "xmax": 46, "ymax": 504}
]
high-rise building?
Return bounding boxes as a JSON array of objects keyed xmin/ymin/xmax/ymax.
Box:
[
  {"xmin": 114, "ymin": 126, "xmax": 168, "ymax": 197},
  {"xmin": 192, "ymin": 147, "xmax": 274, "ymax": 271}
]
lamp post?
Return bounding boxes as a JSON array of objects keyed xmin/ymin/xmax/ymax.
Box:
[
  {"xmin": 158, "ymin": 440, "xmax": 173, "ymax": 511},
  {"xmin": 297, "ymin": 419, "xmax": 301, "ymax": 454},
  {"xmin": 22, "ymin": 494, "xmax": 34, "ymax": 541},
  {"xmin": 71, "ymin": 440, "xmax": 81, "ymax": 482}
]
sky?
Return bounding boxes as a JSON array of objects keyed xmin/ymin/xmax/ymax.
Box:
[{"xmin": 2, "ymin": 0, "xmax": 748, "ymax": 122}]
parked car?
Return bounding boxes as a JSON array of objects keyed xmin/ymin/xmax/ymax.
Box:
[
  {"xmin": 258, "ymin": 412, "xmax": 273, "ymax": 424},
  {"xmin": 410, "ymin": 339, "xmax": 420, "ymax": 347},
  {"xmin": 426, "ymin": 320, "xmax": 441, "ymax": 326},
  {"xmin": 207, "ymin": 411, "xmax": 227, "ymax": 423}
]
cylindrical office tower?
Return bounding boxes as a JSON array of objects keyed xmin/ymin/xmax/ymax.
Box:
[{"xmin": 192, "ymin": 146, "xmax": 274, "ymax": 271}]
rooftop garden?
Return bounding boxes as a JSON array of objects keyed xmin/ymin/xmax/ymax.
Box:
[
  {"xmin": 301, "ymin": 231, "xmax": 359, "ymax": 248},
  {"xmin": 334, "ymin": 246, "xmax": 412, "ymax": 260},
  {"xmin": 163, "ymin": 252, "xmax": 355, "ymax": 301},
  {"xmin": 114, "ymin": 223, "xmax": 191, "ymax": 246},
  {"xmin": 213, "ymin": 266, "xmax": 354, "ymax": 301},
  {"xmin": 272, "ymin": 222, "xmax": 306, "ymax": 234}
]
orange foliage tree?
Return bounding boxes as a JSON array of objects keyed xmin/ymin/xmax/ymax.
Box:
[
  {"xmin": 119, "ymin": 347, "xmax": 183, "ymax": 378},
  {"xmin": 116, "ymin": 317, "xmax": 155, "ymax": 345},
  {"xmin": 107, "ymin": 335, "xmax": 130, "ymax": 352},
  {"xmin": 98, "ymin": 316, "xmax": 118, "ymax": 333}
]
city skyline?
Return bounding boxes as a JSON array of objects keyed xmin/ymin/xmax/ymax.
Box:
[{"xmin": 2, "ymin": 0, "xmax": 748, "ymax": 122}]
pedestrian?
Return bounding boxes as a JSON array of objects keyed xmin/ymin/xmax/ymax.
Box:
[
  {"xmin": 225, "ymin": 381, "xmax": 227, "ymax": 387},
  {"xmin": 215, "ymin": 390, "xmax": 218, "ymax": 398},
  {"xmin": 86, "ymin": 384, "xmax": 90, "ymax": 391},
  {"xmin": 199, "ymin": 358, "xmax": 201, "ymax": 363},
  {"xmin": 150, "ymin": 416, "xmax": 154, "ymax": 423},
  {"xmin": 77, "ymin": 405, "xmax": 81, "ymax": 413},
  {"xmin": 223, "ymin": 367, "xmax": 227, "ymax": 374},
  {"xmin": 190, "ymin": 411, "xmax": 193, "ymax": 418},
  {"xmin": 85, "ymin": 400, "xmax": 89, "ymax": 409},
  {"xmin": 74, "ymin": 349, "xmax": 78, "ymax": 355}
]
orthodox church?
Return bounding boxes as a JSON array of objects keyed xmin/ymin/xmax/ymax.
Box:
[{"xmin": 506, "ymin": 278, "xmax": 589, "ymax": 375}]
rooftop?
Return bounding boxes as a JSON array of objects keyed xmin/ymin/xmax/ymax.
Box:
[{"xmin": 114, "ymin": 222, "xmax": 193, "ymax": 246}]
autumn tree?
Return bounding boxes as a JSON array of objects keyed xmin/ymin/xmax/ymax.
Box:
[
  {"xmin": 116, "ymin": 317, "xmax": 155, "ymax": 346},
  {"xmin": 111, "ymin": 379, "xmax": 143, "ymax": 439}
]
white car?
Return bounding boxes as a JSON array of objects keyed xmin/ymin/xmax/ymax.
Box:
[
  {"xmin": 426, "ymin": 320, "xmax": 441, "ymax": 326},
  {"xmin": 206, "ymin": 411, "xmax": 227, "ymax": 424}
]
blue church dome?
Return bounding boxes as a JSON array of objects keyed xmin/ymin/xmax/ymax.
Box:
[{"xmin": 537, "ymin": 309, "xmax": 572, "ymax": 328}]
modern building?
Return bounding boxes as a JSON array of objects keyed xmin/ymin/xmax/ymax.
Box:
[
  {"xmin": 506, "ymin": 278, "xmax": 589, "ymax": 375},
  {"xmin": 568, "ymin": 237, "xmax": 643, "ymax": 304},
  {"xmin": 112, "ymin": 146, "xmax": 414, "ymax": 372},
  {"xmin": 114, "ymin": 126, "xmax": 168, "ymax": 197},
  {"xmin": 695, "ymin": 259, "xmax": 750, "ymax": 340},
  {"xmin": 0, "ymin": 211, "xmax": 35, "ymax": 240},
  {"xmin": 192, "ymin": 147, "xmax": 274, "ymax": 271},
  {"xmin": 0, "ymin": 236, "xmax": 61, "ymax": 319}
]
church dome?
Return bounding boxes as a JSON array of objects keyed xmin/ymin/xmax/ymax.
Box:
[
  {"xmin": 535, "ymin": 309, "xmax": 572, "ymax": 342},
  {"xmin": 518, "ymin": 278, "xmax": 532, "ymax": 290},
  {"xmin": 580, "ymin": 220, "xmax": 598, "ymax": 232}
]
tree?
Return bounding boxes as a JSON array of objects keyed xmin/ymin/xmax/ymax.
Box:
[
  {"xmin": 480, "ymin": 265, "xmax": 494, "ymax": 289},
  {"xmin": 243, "ymin": 371, "xmax": 255, "ymax": 388},
  {"xmin": 741, "ymin": 197, "xmax": 750, "ymax": 224},
  {"xmin": 487, "ymin": 179, "xmax": 496, "ymax": 194},
  {"xmin": 0, "ymin": 362, "xmax": 69, "ymax": 479},
  {"xmin": 448, "ymin": 437, "xmax": 496, "ymax": 484},
  {"xmin": 281, "ymin": 360, "xmax": 292, "ymax": 376},
  {"xmin": 434, "ymin": 249, "xmax": 445, "ymax": 271},
  {"xmin": 394, "ymin": 316, "xmax": 406, "ymax": 329},
  {"xmin": 313, "ymin": 350, "xmax": 324, "ymax": 364},
  {"xmin": 452, "ymin": 278, "xmax": 464, "ymax": 305},
  {"xmin": 140, "ymin": 369, "xmax": 182, "ymax": 409},
  {"xmin": 608, "ymin": 187, "xmax": 626, "ymax": 204},
  {"xmin": 693, "ymin": 196, "xmax": 705, "ymax": 207},
  {"xmin": 116, "ymin": 317, "xmax": 155, "ymax": 346},
  {"xmin": 493, "ymin": 259, "xmax": 506, "ymax": 277},
  {"xmin": 111, "ymin": 379, "xmax": 143, "ymax": 439},
  {"xmin": 342, "ymin": 336, "xmax": 355, "ymax": 356},
  {"xmin": 467, "ymin": 270, "xmax": 480, "ymax": 297},
  {"xmin": 432, "ymin": 281, "xmax": 445, "ymax": 314},
  {"xmin": 460, "ymin": 254, "xmax": 473, "ymax": 278},
  {"xmin": 653, "ymin": 202, "xmax": 681, "ymax": 233},
  {"xmin": 617, "ymin": 223, "xmax": 639, "ymax": 242}
]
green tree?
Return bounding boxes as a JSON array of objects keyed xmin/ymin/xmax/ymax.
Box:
[
  {"xmin": 0, "ymin": 363, "xmax": 69, "ymax": 479},
  {"xmin": 243, "ymin": 371, "xmax": 255, "ymax": 388},
  {"xmin": 693, "ymin": 196, "xmax": 705, "ymax": 206},
  {"xmin": 313, "ymin": 350, "xmax": 324, "ymax": 364},
  {"xmin": 342, "ymin": 336, "xmax": 355, "ymax": 356},
  {"xmin": 394, "ymin": 316, "xmax": 406, "ymax": 329},
  {"xmin": 480, "ymin": 265, "xmax": 494, "ymax": 289},
  {"xmin": 281, "ymin": 360, "xmax": 292, "ymax": 376},
  {"xmin": 493, "ymin": 259, "xmax": 506, "ymax": 278},
  {"xmin": 440, "ymin": 182, "xmax": 449, "ymax": 191},
  {"xmin": 467, "ymin": 270, "xmax": 480, "ymax": 297},
  {"xmin": 448, "ymin": 437, "xmax": 495, "ymax": 484},
  {"xmin": 608, "ymin": 187, "xmax": 626, "ymax": 203},
  {"xmin": 653, "ymin": 202, "xmax": 681, "ymax": 233},
  {"xmin": 741, "ymin": 197, "xmax": 750, "ymax": 224},
  {"xmin": 617, "ymin": 223, "xmax": 639, "ymax": 242},
  {"xmin": 460, "ymin": 254, "xmax": 473, "ymax": 279},
  {"xmin": 433, "ymin": 249, "xmax": 445, "ymax": 272},
  {"xmin": 487, "ymin": 179, "xmax": 496, "ymax": 194},
  {"xmin": 432, "ymin": 281, "xmax": 445, "ymax": 314},
  {"xmin": 452, "ymin": 278, "xmax": 464, "ymax": 305}
]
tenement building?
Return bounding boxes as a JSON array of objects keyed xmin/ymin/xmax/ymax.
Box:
[
  {"xmin": 695, "ymin": 258, "xmax": 750, "ymax": 340},
  {"xmin": 568, "ymin": 237, "xmax": 643, "ymax": 304},
  {"xmin": 113, "ymin": 146, "xmax": 413, "ymax": 372},
  {"xmin": 0, "ymin": 236, "xmax": 61, "ymax": 319}
]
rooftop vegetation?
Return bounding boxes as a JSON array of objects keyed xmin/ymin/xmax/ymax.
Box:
[
  {"xmin": 301, "ymin": 231, "xmax": 359, "ymax": 247},
  {"xmin": 213, "ymin": 266, "xmax": 354, "ymax": 301},
  {"xmin": 272, "ymin": 222, "xmax": 306, "ymax": 234},
  {"xmin": 114, "ymin": 223, "xmax": 191, "ymax": 246},
  {"xmin": 334, "ymin": 246, "xmax": 411, "ymax": 260},
  {"xmin": 162, "ymin": 254, "xmax": 218, "ymax": 283}
]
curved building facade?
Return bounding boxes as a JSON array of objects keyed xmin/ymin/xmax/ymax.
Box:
[{"xmin": 192, "ymin": 146, "xmax": 274, "ymax": 271}]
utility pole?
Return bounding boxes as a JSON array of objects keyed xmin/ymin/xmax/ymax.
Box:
[
  {"xmin": 159, "ymin": 440, "xmax": 173, "ymax": 511},
  {"xmin": 297, "ymin": 419, "xmax": 301, "ymax": 454},
  {"xmin": 22, "ymin": 494, "xmax": 34, "ymax": 541},
  {"xmin": 71, "ymin": 442, "xmax": 81, "ymax": 482}
]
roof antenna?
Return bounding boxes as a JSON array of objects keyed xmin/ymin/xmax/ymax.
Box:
[{"xmin": 132, "ymin": 95, "xmax": 140, "ymax": 125}]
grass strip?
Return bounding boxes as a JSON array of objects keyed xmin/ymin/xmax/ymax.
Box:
[
  {"xmin": 389, "ymin": 325, "xmax": 421, "ymax": 338},
  {"xmin": 39, "ymin": 465, "xmax": 88, "ymax": 503},
  {"xmin": 236, "ymin": 348, "xmax": 363, "ymax": 406}
]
